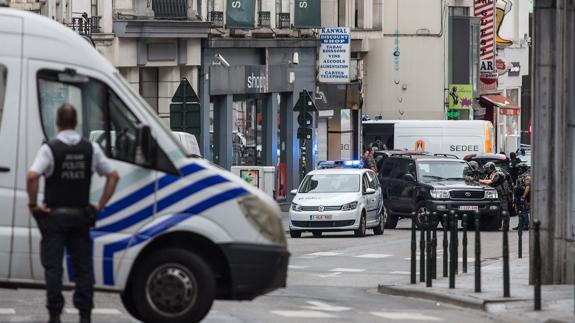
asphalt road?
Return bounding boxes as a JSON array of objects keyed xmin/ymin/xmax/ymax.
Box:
[{"xmin": 0, "ymin": 216, "xmax": 524, "ymax": 323}]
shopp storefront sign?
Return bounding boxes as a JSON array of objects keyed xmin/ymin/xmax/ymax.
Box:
[{"xmin": 319, "ymin": 27, "xmax": 351, "ymax": 84}]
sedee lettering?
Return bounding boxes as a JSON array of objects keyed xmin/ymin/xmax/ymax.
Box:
[{"xmin": 450, "ymin": 145, "xmax": 480, "ymax": 152}]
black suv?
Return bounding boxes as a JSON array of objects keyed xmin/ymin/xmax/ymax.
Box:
[{"xmin": 379, "ymin": 155, "xmax": 502, "ymax": 230}]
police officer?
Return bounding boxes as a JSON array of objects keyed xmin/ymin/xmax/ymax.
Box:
[
  {"xmin": 513, "ymin": 165, "xmax": 531, "ymax": 230},
  {"xmin": 26, "ymin": 104, "xmax": 120, "ymax": 323},
  {"xmin": 480, "ymin": 162, "xmax": 510, "ymax": 213},
  {"xmin": 464, "ymin": 161, "xmax": 482, "ymax": 182}
]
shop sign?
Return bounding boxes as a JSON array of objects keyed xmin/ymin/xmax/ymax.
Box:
[
  {"xmin": 475, "ymin": 0, "xmax": 496, "ymax": 92},
  {"xmin": 319, "ymin": 27, "xmax": 351, "ymax": 83},
  {"xmin": 500, "ymin": 108, "xmax": 520, "ymax": 116},
  {"xmin": 480, "ymin": 71, "xmax": 498, "ymax": 92},
  {"xmin": 448, "ymin": 84, "xmax": 473, "ymax": 110},
  {"xmin": 294, "ymin": 0, "xmax": 321, "ymax": 28},
  {"xmin": 496, "ymin": 58, "xmax": 508, "ymax": 76},
  {"xmin": 226, "ymin": 0, "xmax": 256, "ymax": 28},
  {"xmin": 508, "ymin": 62, "xmax": 521, "ymax": 77},
  {"xmin": 210, "ymin": 65, "xmax": 293, "ymax": 95}
]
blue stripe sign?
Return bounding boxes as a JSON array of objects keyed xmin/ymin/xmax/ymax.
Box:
[{"xmin": 319, "ymin": 28, "xmax": 351, "ymax": 83}]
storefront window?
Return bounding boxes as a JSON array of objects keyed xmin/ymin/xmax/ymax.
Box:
[{"xmin": 232, "ymin": 96, "xmax": 263, "ymax": 166}]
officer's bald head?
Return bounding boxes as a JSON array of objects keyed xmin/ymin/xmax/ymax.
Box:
[{"xmin": 56, "ymin": 104, "xmax": 78, "ymax": 131}]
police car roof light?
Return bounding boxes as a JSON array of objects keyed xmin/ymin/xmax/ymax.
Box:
[{"xmin": 317, "ymin": 160, "xmax": 363, "ymax": 169}]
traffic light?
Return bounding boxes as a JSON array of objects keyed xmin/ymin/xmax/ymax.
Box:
[{"xmin": 294, "ymin": 90, "xmax": 317, "ymax": 140}]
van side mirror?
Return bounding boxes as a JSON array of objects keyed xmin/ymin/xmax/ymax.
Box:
[
  {"xmin": 136, "ymin": 124, "xmax": 156, "ymax": 167},
  {"xmin": 290, "ymin": 189, "xmax": 298, "ymax": 195},
  {"xmin": 402, "ymin": 173, "xmax": 416, "ymax": 182}
]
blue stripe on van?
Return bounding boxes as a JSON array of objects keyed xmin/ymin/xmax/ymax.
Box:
[
  {"xmin": 102, "ymin": 187, "xmax": 250, "ymax": 285},
  {"xmin": 96, "ymin": 175, "xmax": 228, "ymax": 233},
  {"xmin": 96, "ymin": 163, "xmax": 204, "ymax": 221}
]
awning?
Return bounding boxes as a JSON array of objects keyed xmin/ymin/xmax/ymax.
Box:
[{"xmin": 479, "ymin": 94, "xmax": 520, "ymax": 116}]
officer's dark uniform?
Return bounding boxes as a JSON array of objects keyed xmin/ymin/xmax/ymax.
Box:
[{"xmin": 35, "ymin": 139, "xmax": 94, "ymax": 319}]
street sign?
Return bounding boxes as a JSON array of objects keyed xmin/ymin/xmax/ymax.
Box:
[
  {"xmin": 293, "ymin": 89, "xmax": 317, "ymax": 112},
  {"xmin": 297, "ymin": 128, "xmax": 312, "ymax": 140},
  {"xmin": 297, "ymin": 111, "xmax": 313, "ymax": 127}
]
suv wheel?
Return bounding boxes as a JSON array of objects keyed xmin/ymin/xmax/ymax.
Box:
[
  {"xmin": 354, "ymin": 212, "xmax": 367, "ymax": 237},
  {"xmin": 373, "ymin": 210, "xmax": 385, "ymax": 235},
  {"xmin": 312, "ymin": 231, "xmax": 323, "ymax": 237},
  {"xmin": 290, "ymin": 230, "xmax": 302, "ymax": 238},
  {"xmin": 132, "ymin": 249, "xmax": 215, "ymax": 323},
  {"xmin": 383, "ymin": 204, "xmax": 399, "ymax": 229},
  {"xmin": 414, "ymin": 201, "xmax": 432, "ymax": 229}
]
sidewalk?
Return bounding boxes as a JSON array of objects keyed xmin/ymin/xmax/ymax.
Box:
[{"xmin": 378, "ymin": 256, "xmax": 574, "ymax": 323}]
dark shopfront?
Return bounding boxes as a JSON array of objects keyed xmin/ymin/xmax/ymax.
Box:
[{"xmin": 198, "ymin": 41, "xmax": 318, "ymax": 198}]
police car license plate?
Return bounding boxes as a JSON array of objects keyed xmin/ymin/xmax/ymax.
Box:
[
  {"xmin": 311, "ymin": 214, "xmax": 333, "ymax": 220},
  {"xmin": 459, "ymin": 206, "xmax": 479, "ymax": 211}
]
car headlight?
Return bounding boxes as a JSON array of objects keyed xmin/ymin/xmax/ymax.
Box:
[
  {"xmin": 430, "ymin": 189, "xmax": 450, "ymax": 199},
  {"xmin": 341, "ymin": 201, "xmax": 358, "ymax": 211},
  {"xmin": 485, "ymin": 190, "xmax": 498, "ymax": 199},
  {"xmin": 238, "ymin": 196, "xmax": 287, "ymax": 246},
  {"xmin": 291, "ymin": 203, "xmax": 302, "ymax": 212}
]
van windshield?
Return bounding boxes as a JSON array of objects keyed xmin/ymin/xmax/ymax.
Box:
[
  {"xmin": 113, "ymin": 72, "xmax": 195, "ymax": 158},
  {"xmin": 417, "ymin": 161, "xmax": 470, "ymax": 183},
  {"xmin": 299, "ymin": 174, "xmax": 360, "ymax": 193}
]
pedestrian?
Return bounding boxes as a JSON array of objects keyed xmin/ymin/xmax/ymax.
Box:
[
  {"xmin": 362, "ymin": 148, "xmax": 377, "ymax": 172},
  {"xmin": 26, "ymin": 104, "xmax": 120, "ymax": 323},
  {"xmin": 480, "ymin": 162, "xmax": 510, "ymax": 214}
]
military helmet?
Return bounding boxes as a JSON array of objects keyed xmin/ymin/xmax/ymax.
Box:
[
  {"xmin": 468, "ymin": 161, "xmax": 480, "ymax": 170},
  {"xmin": 483, "ymin": 162, "xmax": 496, "ymax": 174}
]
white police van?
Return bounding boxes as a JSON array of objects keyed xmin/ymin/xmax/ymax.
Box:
[
  {"xmin": 289, "ymin": 161, "xmax": 384, "ymax": 238},
  {"xmin": 0, "ymin": 8, "xmax": 288, "ymax": 322}
]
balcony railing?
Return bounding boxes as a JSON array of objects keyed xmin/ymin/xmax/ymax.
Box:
[
  {"xmin": 209, "ymin": 11, "xmax": 224, "ymax": 28},
  {"xmin": 152, "ymin": 0, "xmax": 188, "ymax": 19},
  {"xmin": 258, "ymin": 11, "xmax": 270, "ymax": 28},
  {"xmin": 277, "ymin": 13, "xmax": 290, "ymax": 29},
  {"xmin": 68, "ymin": 16, "xmax": 101, "ymax": 37}
]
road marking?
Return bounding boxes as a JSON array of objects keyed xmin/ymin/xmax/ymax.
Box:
[
  {"xmin": 316, "ymin": 272, "xmax": 342, "ymax": 278},
  {"xmin": 303, "ymin": 301, "xmax": 351, "ymax": 312},
  {"xmin": 0, "ymin": 309, "xmax": 15, "ymax": 314},
  {"xmin": 289, "ymin": 265, "xmax": 309, "ymax": 269},
  {"xmin": 271, "ymin": 310, "xmax": 336, "ymax": 318},
  {"xmin": 65, "ymin": 308, "xmax": 122, "ymax": 315},
  {"xmin": 354, "ymin": 254, "xmax": 392, "ymax": 258},
  {"xmin": 389, "ymin": 271, "xmax": 411, "ymax": 275},
  {"xmin": 371, "ymin": 312, "xmax": 442, "ymax": 321},
  {"xmin": 330, "ymin": 268, "xmax": 365, "ymax": 273},
  {"xmin": 306, "ymin": 252, "xmax": 342, "ymax": 257}
]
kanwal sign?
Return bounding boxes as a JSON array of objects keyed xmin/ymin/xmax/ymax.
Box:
[{"xmin": 318, "ymin": 28, "xmax": 351, "ymax": 83}]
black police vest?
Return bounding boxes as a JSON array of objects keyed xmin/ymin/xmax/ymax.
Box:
[{"xmin": 44, "ymin": 138, "xmax": 93, "ymax": 207}]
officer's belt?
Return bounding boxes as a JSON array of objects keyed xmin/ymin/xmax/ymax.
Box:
[{"xmin": 50, "ymin": 207, "xmax": 86, "ymax": 215}]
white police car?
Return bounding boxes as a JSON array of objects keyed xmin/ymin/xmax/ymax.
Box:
[{"xmin": 289, "ymin": 161, "xmax": 384, "ymax": 238}]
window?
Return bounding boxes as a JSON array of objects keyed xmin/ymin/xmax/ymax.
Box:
[
  {"xmin": 0, "ymin": 65, "xmax": 6, "ymax": 125},
  {"xmin": 380, "ymin": 159, "xmax": 396, "ymax": 178},
  {"xmin": 299, "ymin": 174, "xmax": 360, "ymax": 193},
  {"xmin": 366, "ymin": 171, "xmax": 379, "ymax": 189},
  {"xmin": 37, "ymin": 70, "xmax": 153, "ymax": 167}
]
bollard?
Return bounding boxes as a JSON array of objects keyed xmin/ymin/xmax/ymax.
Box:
[
  {"xmin": 518, "ymin": 214, "xmax": 523, "ymax": 258},
  {"xmin": 410, "ymin": 212, "xmax": 417, "ymax": 284},
  {"xmin": 503, "ymin": 211, "xmax": 510, "ymax": 297},
  {"xmin": 475, "ymin": 211, "xmax": 481, "ymax": 293},
  {"xmin": 426, "ymin": 211, "xmax": 432, "ymax": 287},
  {"xmin": 534, "ymin": 219, "xmax": 541, "ymax": 310},
  {"xmin": 449, "ymin": 210, "xmax": 456, "ymax": 289},
  {"xmin": 432, "ymin": 212, "xmax": 438, "ymax": 279},
  {"xmin": 462, "ymin": 214, "xmax": 468, "ymax": 274},
  {"xmin": 443, "ymin": 213, "xmax": 448, "ymax": 278},
  {"xmin": 419, "ymin": 211, "xmax": 426, "ymax": 283}
]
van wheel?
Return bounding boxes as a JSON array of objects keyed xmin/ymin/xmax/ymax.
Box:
[
  {"xmin": 373, "ymin": 210, "xmax": 385, "ymax": 235},
  {"xmin": 132, "ymin": 249, "xmax": 215, "ymax": 323},
  {"xmin": 290, "ymin": 230, "xmax": 302, "ymax": 238},
  {"xmin": 121, "ymin": 286, "xmax": 142, "ymax": 321},
  {"xmin": 383, "ymin": 205, "xmax": 399, "ymax": 229},
  {"xmin": 354, "ymin": 212, "xmax": 367, "ymax": 237}
]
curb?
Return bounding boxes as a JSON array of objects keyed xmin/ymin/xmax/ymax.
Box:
[{"xmin": 377, "ymin": 285, "xmax": 529, "ymax": 312}]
